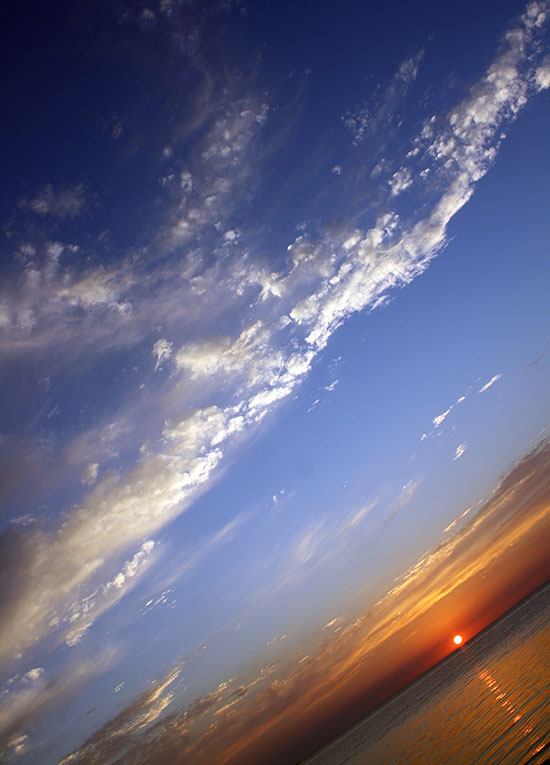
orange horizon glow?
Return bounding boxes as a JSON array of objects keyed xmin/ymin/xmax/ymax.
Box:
[{"xmin": 58, "ymin": 441, "xmax": 550, "ymax": 765}]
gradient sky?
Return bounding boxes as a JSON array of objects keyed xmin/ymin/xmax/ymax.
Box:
[{"xmin": 1, "ymin": 1, "xmax": 549, "ymax": 762}]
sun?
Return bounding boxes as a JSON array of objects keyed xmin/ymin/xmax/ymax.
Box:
[{"xmin": 453, "ymin": 634, "xmax": 463, "ymax": 645}]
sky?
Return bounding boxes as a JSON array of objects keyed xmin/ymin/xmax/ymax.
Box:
[{"xmin": 0, "ymin": 0, "xmax": 549, "ymax": 762}]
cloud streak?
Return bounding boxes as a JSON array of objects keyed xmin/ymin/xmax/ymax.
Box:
[
  {"xmin": 478, "ymin": 373, "xmax": 502, "ymax": 393},
  {"xmin": 23, "ymin": 184, "xmax": 86, "ymax": 219},
  {"xmin": 453, "ymin": 443, "xmax": 467, "ymax": 461}
]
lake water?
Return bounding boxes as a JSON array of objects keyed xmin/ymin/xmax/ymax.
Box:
[{"xmin": 306, "ymin": 583, "xmax": 550, "ymax": 764}]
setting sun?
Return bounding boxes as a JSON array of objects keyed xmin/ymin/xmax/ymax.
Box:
[{"xmin": 453, "ymin": 635, "xmax": 463, "ymax": 645}]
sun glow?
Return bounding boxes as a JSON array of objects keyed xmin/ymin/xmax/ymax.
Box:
[{"xmin": 453, "ymin": 634, "xmax": 463, "ymax": 645}]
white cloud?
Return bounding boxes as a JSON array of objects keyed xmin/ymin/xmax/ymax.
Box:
[
  {"xmin": 237, "ymin": 265, "xmax": 284, "ymax": 302},
  {"xmin": 345, "ymin": 500, "xmax": 377, "ymax": 529},
  {"xmin": 2, "ymin": 1, "xmax": 545, "ymax": 372},
  {"xmin": 432, "ymin": 406, "xmax": 452, "ymax": 428},
  {"xmin": 423, "ymin": 384, "xmax": 479, "ymax": 440},
  {"xmin": 23, "ymin": 668, "xmax": 44, "ymax": 683},
  {"xmin": 81, "ymin": 463, "xmax": 99, "ymax": 486},
  {"xmin": 524, "ymin": 1, "xmax": 548, "ymax": 28},
  {"xmin": 163, "ymin": 405, "xmax": 244, "ymax": 454},
  {"xmin": 453, "ymin": 443, "xmax": 467, "ymax": 461},
  {"xmin": 398, "ymin": 48, "xmax": 425, "ymax": 83},
  {"xmin": 247, "ymin": 385, "xmax": 293, "ymax": 414},
  {"xmin": 293, "ymin": 521, "xmax": 327, "ymax": 566},
  {"xmin": 175, "ymin": 322, "xmax": 279, "ymax": 384},
  {"xmin": 535, "ymin": 58, "xmax": 550, "ymax": 89},
  {"xmin": 389, "ymin": 167, "xmax": 412, "ymax": 196},
  {"xmin": 343, "ymin": 49, "xmax": 424, "ymax": 145},
  {"xmin": 153, "ymin": 338, "xmax": 173, "ymax": 371},
  {"xmin": 180, "ymin": 170, "xmax": 193, "ymax": 191},
  {"xmin": 293, "ymin": 3, "xmax": 548, "ymax": 355},
  {"xmin": 0, "ymin": 435, "xmax": 224, "ymax": 663},
  {"xmin": 56, "ymin": 269, "xmax": 133, "ymax": 314},
  {"xmin": 63, "ymin": 540, "xmax": 156, "ymax": 647},
  {"xmin": 1, "ymin": 92, "xmax": 272, "ymax": 359},
  {"xmin": 478, "ymin": 373, "xmax": 502, "ymax": 393},
  {"xmin": 25, "ymin": 184, "xmax": 86, "ymax": 219}
]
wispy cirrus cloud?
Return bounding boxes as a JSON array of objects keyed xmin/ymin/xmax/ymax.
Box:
[
  {"xmin": 22, "ymin": 184, "xmax": 87, "ymax": 219},
  {"xmin": 343, "ymin": 49, "xmax": 425, "ymax": 145},
  {"xmin": 422, "ymin": 370, "xmax": 502, "ymax": 440},
  {"xmin": 153, "ymin": 338, "xmax": 173, "ymax": 371},
  {"xmin": 253, "ymin": 483, "xmax": 418, "ymax": 605},
  {"xmin": 81, "ymin": 462, "xmax": 99, "ymax": 487},
  {"xmin": 453, "ymin": 443, "xmax": 467, "ymax": 461},
  {"xmin": 432, "ymin": 405, "xmax": 453, "ymax": 428},
  {"xmin": 478, "ymin": 373, "xmax": 502, "ymax": 393},
  {"xmin": 536, "ymin": 55, "xmax": 550, "ymax": 87},
  {"xmin": 389, "ymin": 166, "xmax": 413, "ymax": 196}
]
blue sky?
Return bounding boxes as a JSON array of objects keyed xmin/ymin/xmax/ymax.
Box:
[{"xmin": 1, "ymin": 1, "xmax": 549, "ymax": 762}]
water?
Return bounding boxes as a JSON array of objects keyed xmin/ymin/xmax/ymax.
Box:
[{"xmin": 307, "ymin": 583, "xmax": 550, "ymax": 764}]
